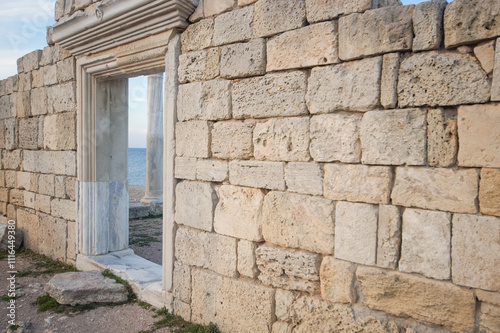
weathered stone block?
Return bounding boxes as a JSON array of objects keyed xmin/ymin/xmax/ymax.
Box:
[
  {"xmin": 458, "ymin": 104, "xmax": 500, "ymax": 168},
  {"xmin": 356, "ymin": 266, "xmax": 476, "ymax": 332},
  {"xmin": 5, "ymin": 75, "xmax": 18, "ymax": 95},
  {"xmin": 175, "ymin": 181, "xmax": 216, "ymax": 232},
  {"xmin": 276, "ymin": 289, "xmax": 295, "ymax": 321},
  {"xmin": 44, "ymin": 65, "xmax": 57, "ymax": 86},
  {"xmin": 23, "ymin": 191, "xmax": 35, "ymax": 209},
  {"xmin": 237, "ymin": 240, "xmax": 258, "ymax": 278},
  {"xmin": 0, "ymin": 96, "xmax": 11, "ymax": 120},
  {"xmin": 253, "ymin": 0, "xmax": 306, "ymax": 38},
  {"xmin": 196, "ymin": 159, "xmax": 227, "ymax": 182},
  {"xmin": 253, "ymin": 117, "xmax": 310, "ymax": 162},
  {"xmin": 36, "ymin": 194, "xmax": 52, "ymax": 214},
  {"xmin": 480, "ymin": 168, "xmax": 500, "ymax": 216},
  {"xmin": 47, "ymin": 82, "xmax": 76, "ymax": 113},
  {"xmin": 320, "ymin": 257, "xmax": 356, "ymax": 304},
  {"xmin": 335, "ymin": 201, "xmax": 378, "ymax": 265},
  {"xmin": 399, "ymin": 209, "xmax": 451, "ymax": 280},
  {"xmin": 211, "ymin": 122, "xmax": 253, "ymax": 159},
  {"xmin": 392, "ymin": 167, "xmax": 478, "ymax": 213},
  {"xmin": 427, "ymin": 108, "xmax": 457, "ymax": 167},
  {"xmin": 256, "ymin": 244, "xmax": 320, "ymax": 293},
  {"xmin": 267, "ymin": 22, "xmax": 339, "ymax": 72},
  {"xmin": 262, "ymin": 191, "xmax": 334, "ymax": 254},
  {"xmin": 54, "ymin": 176, "xmax": 66, "ymax": 199},
  {"xmin": 305, "ymin": 0, "xmax": 372, "ymax": 23},
  {"xmin": 175, "ymin": 227, "xmax": 208, "ymax": 268},
  {"xmin": 398, "ymin": 52, "xmax": 491, "ymax": 107},
  {"xmin": 173, "ymin": 262, "xmax": 191, "ymax": 303},
  {"xmin": 214, "ymin": 185, "xmax": 264, "ymax": 241},
  {"xmin": 190, "ymin": 268, "xmax": 217, "ymax": 325},
  {"xmin": 229, "ymin": 160, "xmax": 285, "ymax": 190},
  {"xmin": 324, "ymin": 164, "xmax": 392, "ymax": 204},
  {"xmin": 220, "ymin": 39, "xmax": 266, "ymax": 79},
  {"xmin": 361, "ymin": 109, "xmax": 427, "ymax": 165},
  {"xmin": 214, "ymin": 6, "xmax": 253, "ymax": 46},
  {"xmin": 40, "ymin": 46, "xmax": 55, "ymax": 67},
  {"xmin": 310, "ymin": 113, "xmax": 362, "ymax": 163},
  {"xmin": 9, "ymin": 189, "xmax": 25, "ymax": 206},
  {"xmin": 2, "ymin": 150, "xmax": 21, "ymax": 170},
  {"xmin": 56, "ymin": 57, "xmax": 76, "ymax": 83},
  {"xmin": 376, "ymin": 205, "xmax": 401, "ymax": 269},
  {"xmin": 18, "ymin": 73, "xmax": 31, "ymax": 92},
  {"xmin": 452, "ymin": 214, "xmax": 500, "ymax": 292},
  {"xmin": 51, "ymin": 198, "xmax": 76, "ymax": 221},
  {"xmin": 16, "ymin": 172, "xmax": 31, "ymax": 190},
  {"xmin": 23, "ymin": 151, "xmax": 76, "ymax": 177},
  {"xmin": 203, "ymin": 0, "xmax": 236, "ymax": 17},
  {"xmin": 206, "ymin": 232, "xmax": 238, "ymax": 278},
  {"xmin": 5, "ymin": 170, "xmax": 16, "ymax": 189},
  {"xmin": 204, "ymin": 47, "xmax": 220, "ymax": 80},
  {"xmin": 16, "ymin": 91, "xmax": 31, "ymax": 118},
  {"xmin": 444, "ymin": 0, "xmax": 500, "ymax": 48},
  {"xmin": 474, "ymin": 40, "xmax": 496, "ymax": 76},
  {"xmin": 306, "ymin": 57, "xmax": 382, "ymax": 114},
  {"xmin": 22, "ymin": 50, "xmax": 41, "ymax": 72},
  {"xmin": 178, "ymin": 51, "xmax": 208, "ymax": 84},
  {"xmin": 285, "ymin": 162, "xmax": 323, "ymax": 196},
  {"xmin": 339, "ymin": 6, "xmax": 414, "ymax": 60},
  {"xmin": 178, "ymin": 80, "xmax": 231, "ymax": 121},
  {"xmin": 479, "ymin": 303, "xmax": 500, "ymax": 333},
  {"xmin": 175, "ymin": 157, "xmax": 197, "ymax": 180},
  {"xmin": 381, "ymin": 53, "xmax": 400, "ymax": 109},
  {"xmin": 181, "ymin": 18, "xmax": 214, "ymax": 53},
  {"xmin": 232, "ymin": 71, "xmax": 307, "ymax": 118},
  {"xmin": 16, "ymin": 208, "xmax": 39, "ymax": 251},
  {"xmin": 38, "ymin": 174, "xmax": 55, "ymax": 196},
  {"xmin": 176, "ymin": 121, "xmax": 211, "ymax": 158},
  {"xmin": 44, "ymin": 113, "xmax": 76, "ymax": 150},
  {"xmin": 413, "ymin": 1, "xmax": 445, "ymax": 52},
  {"xmin": 39, "ymin": 214, "xmax": 67, "ymax": 260}
]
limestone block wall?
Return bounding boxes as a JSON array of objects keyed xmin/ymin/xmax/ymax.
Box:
[
  {"xmin": 0, "ymin": 44, "xmax": 78, "ymax": 263},
  {"xmin": 172, "ymin": 0, "xmax": 500, "ymax": 332}
]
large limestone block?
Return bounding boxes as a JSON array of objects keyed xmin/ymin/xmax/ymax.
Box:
[
  {"xmin": 190, "ymin": 268, "xmax": 218, "ymax": 325},
  {"xmin": 376, "ymin": 205, "xmax": 401, "ymax": 269},
  {"xmin": 175, "ymin": 227, "xmax": 208, "ymax": 268},
  {"xmin": 181, "ymin": 18, "xmax": 214, "ymax": 53},
  {"xmin": 214, "ymin": 185, "xmax": 264, "ymax": 241},
  {"xmin": 256, "ymin": 245, "xmax": 320, "ymax": 292},
  {"xmin": 335, "ymin": 201, "xmax": 378, "ymax": 265},
  {"xmin": 43, "ymin": 112, "xmax": 76, "ymax": 150},
  {"xmin": 229, "ymin": 160, "xmax": 285, "ymax": 190},
  {"xmin": 211, "ymin": 122, "xmax": 254, "ymax": 159},
  {"xmin": 23, "ymin": 151, "xmax": 76, "ymax": 176},
  {"xmin": 267, "ymin": 22, "xmax": 339, "ymax": 72},
  {"xmin": 339, "ymin": 6, "xmax": 414, "ymax": 60},
  {"xmin": 398, "ymin": 52, "xmax": 491, "ymax": 107},
  {"xmin": 458, "ymin": 104, "xmax": 500, "ymax": 168},
  {"xmin": 38, "ymin": 174, "xmax": 55, "ymax": 196},
  {"xmin": 220, "ymin": 39, "xmax": 266, "ymax": 79},
  {"xmin": 474, "ymin": 40, "xmax": 496, "ymax": 76},
  {"xmin": 306, "ymin": 57, "xmax": 382, "ymax": 114},
  {"xmin": 320, "ymin": 257, "xmax": 356, "ymax": 304},
  {"xmin": 176, "ymin": 121, "xmax": 211, "ymax": 158},
  {"xmin": 178, "ymin": 51, "xmax": 208, "ymax": 83},
  {"xmin": 276, "ymin": 289, "xmax": 295, "ymax": 321},
  {"xmin": 18, "ymin": 118, "xmax": 40, "ymax": 150},
  {"xmin": 39, "ymin": 215, "xmax": 67, "ymax": 260},
  {"xmin": 399, "ymin": 209, "xmax": 451, "ymax": 280},
  {"xmin": 310, "ymin": 113, "xmax": 362, "ymax": 163},
  {"xmin": 262, "ymin": 191, "xmax": 335, "ymax": 254},
  {"xmin": 203, "ymin": 0, "xmax": 236, "ymax": 17},
  {"xmin": 22, "ymin": 50, "xmax": 41, "ymax": 72},
  {"xmin": 51, "ymin": 198, "xmax": 76, "ymax": 221},
  {"xmin": 56, "ymin": 57, "xmax": 75, "ymax": 83},
  {"xmin": 175, "ymin": 181, "xmax": 217, "ymax": 232},
  {"xmin": 196, "ymin": 159, "xmax": 228, "ymax": 182},
  {"xmin": 205, "ymin": 232, "xmax": 238, "ymax": 277},
  {"xmin": 305, "ymin": 0, "xmax": 372, "ymax": 23},
  {"xmin": 213, "ymin": 6, "xmax": 253, "ymax": 46},
  {"xmin": 480, "ymin": 168, "xmax": 500, "ymax": 216},
  {"xmin": 427, "ymin": 108, "xmax": 458, "ymax": 167},
  {"xmin": 392, "ymin": 167, "xmax": 478, "ymax": 213},
  {"xmin": 452, "ymin": 214, "xmax": 500, "ymax": 292},
  {"xmin": 177, "ymin": 80, "xmax": 231, "ymax": 122},
  {"xmin": 356, "ymin": 266, "xmax": 476, "ymax": 332},
  {"xmin": 175, "ymin": 157, "xmax": 197, "ymax": 180},
  {"xmin": 47, "ymin": 82, "xmax": 76, "ymax": 113},
  {"xmin": 232, "ymin": 71, "xmax": 308, "ymax": 119},
  {"xmin": 16, "ymin": 209, "xmax": 39, "ymax": 251},
  {"xmin": 381, "ymin": 53, "xmax": 400, "ymax": 109},
  {"xmin": 479, "ymin": 303, "xmax": 500, "ymax": 333},
  {"xmin": 30, "ymin": 87, "xmax": 48, "ymax": 115},
  {"xmin": 413, "ymin": 1, "xmax": 445, "ymax": 52},
  {"xmin": 284, "ymin": 162, "xmax": 323, "ymax": 196},
  {"xmin": 237, "ymin": 240, "xmax": 258, "ymax": 278},
  {"xmin": 323, "ymin": 164, "xmax": 392, "ymax": 204},
  {"xmin": 253, "ymin": 0, "xmax": 306, "ymax": 38},
  {"xmin": 444, "ymin": 0, "xmax": 500, "ymax": 48},
  {"xmin": 253, "ymin": 117, "xmax": 310, "ymax": 162},
  {"xmin": 360, "ymin": 109, "xmax": 427, "ymax": 165},
  {"xmin": 2, "ymin": 150, "xmax": 21, "ymax": 170},
  {"xmin": 16, "ymin": 91, "xmax": 31, "ymax": 118}
]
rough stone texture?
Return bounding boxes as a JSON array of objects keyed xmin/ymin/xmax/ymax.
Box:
[
  {"xmin": 398, "ymin": 52, "xmax": 491, "ymax": 107},
  {"xmin": 232, "ymin": 71, "xmax": 308, "ymax": 119},
  {"xmin": 214, "ymin": 185, "xmax": 264, "ymax": 241},
  {"xmin": 477, "ymin": 290, "xmax": 500, "ymax": 307},
  {"xmin": 399, "ymin": 209, "xmax": 451, "ymax": 280},
  {"xmin": 178, "ymin": 51, "xmax": 208, "ymax": 84},
  {"xmin": 275, "ymin": 289, "xmax": 295, "ymax": 321},
  {"xmin": 452, "ymin": 214, "xmax": 500, "ymax": 292},
  {"xmin": 413, "ymin": 1, "xmax": 445, "ymax": 51},
  {"xmin": 253, "ymin": 0, "xmax": 306, "ymax": 38},
  {"xmin": 211, "ymin": 122, "xmax": 254, "ymax": 159},
  {"xmin": 47, "ymin": 82, "xmax": 76, "ymax": 113},
  {"xmin": 391, "ymin": 167, "xmax": 478, "ymax": 214},
  {"xmin": 480, "ymin": 168, "xmax": 500, "ymax": 216},
  {"xmin": 266, "ymin": 22, "xmax": 339, "ymax": 72},
  {"xmin": 177, "ymin": 80, "xmax": 231, "ymax": 122},
  {"xmin": 203, "ymin": 0, "xmax": 236, "ymax": 17},
  {"xmin": 339, "ymin": 6, "xmax": 414, "ymax": 60},
  {"xmin": 356, "ymin": 266, "xmax": 476, "ymax": 332},
  {"xmin": 323, "ymin": 164, "xmax": 392, "ymax": 204},
  {"xmin": 335, "ymin": 201, "xmax": 378, "ymax": 265},
  {"xmin": 320, "ymin": 257, "xmax": 356, "ymax": 304},
  {"xmin": 23, "ymin": 150, "xmax": 76, "ymax": 176},
  {"xmin": 45, "ymin": 271, "xmax": 127, "ymax": 306},
  {"xmin": 305, "ymin": 0, "xmax": 372, "ymax": 23},
  {"xmin": 51, "ymin": 198, "xmax": 76, "ymax": 221},
  {"xmin": 220, "ymin": 39, "xmax": 266, "ymax": 79},
  {"xmin": 229, "ymin": 160, "xmax": 285, "ymax": 190},
  {"xmin": 427, "ymin": 108, "xmax": 458, "ymax": 167},
  {"xmin": 381, "ymin": 53, "xmax": 400, "ymax": 109},
  {"xmin": 204, "ymin": 47, "xmax": 221, "ymax": 80},
  {"xmin": 262, "ymin": 191, "xmax": 334, "ymax": 254},
  {"xmin": 361, "ymin": 109, "xmax": 427, "ymax": 165},
  {"xmin": 493, "ymin": 39, "xmax": 500, "ymax": 101},
  {"xmin": 176, "ymin": 121, "xmax": 211, "ymax": 158},
  {"xmin": 181, "ymin": 18, "xmax": 214, "ymax": 53},
  {"xmin": 38, "ymin": 174, "xmax": 55, "ymax": 196},
  {"xmin": 285, "ymin": 162, "xmax": 323, "ymax": 196},
  {"xmin": 16, "ymin": 91, "xmax": 31, "ymax": 118},
  {"xmin": 457, "ymin": 104, "xmax": 500, "ymax": 168},
  {"xmin": 479, "ymin": 303, "xmax": 500, "ymax": 333},
  {"xmin": 239, "ymin": 0, "xmax": 257, "ymax": 5},
  {"xmin": 2, "ymin": 150, "xmax": 21, "ymax": 170},
  {"xmin": 175, "ymin": 157, "xmax": 197, "ymax": 180},
  {"xmin": 376, "ymin": 205, "xmax": 401, "ymax": 269},
  {"xmin": 253, "ymin": 117, "xmax": 310, "ymax": 162},
  {"xmin": 175, "ymin": 227, "xmax": 209, "ymax": 268},
  {"xmin": 56, "ymin": 58, "xmax": 75, "ymax": 83},
  {"xmin": 39, "ymin": 215, "xmax": 67, "ymax": 259},
  {"xmin": 474, "ymin": 40, "xmax": 496, "ymax": 76},
  {"xmin": 22, "ymin": 50, "xmax": 41, "ymax": 72},
  {"xmin": 444, "ymin": 0, "xmax": 500, "ymax": 48},
  {"xmin": 19, "ymin": 117, "xmax": 40, "ymax": 149},
  {"xmin": 196, "ymin": 159, "xmax": 227, "ymax": 182},
  {"xmin": 310, "ymin": 113, "xmax": 362, "ymax": 163},
  {"xmin": 306, "ymin": 57, "xmax": 382, "ymax": 114},
  {"xmin": 175, "ymin": 181, "xmax": 217, "ymax": 232},
  {"xmin": 189, "ymin": 0, "xmax": 204, "ymax": 22},
  {"xmin": 36, "ymin": 194, "xmax": 52, "ymax": 214},
  {"xmin": 237, "ymin": 240, "xmax": 258, "ymax": 278},
  {"xmin": 256, "ymin": 245, "xmax": 320, "ymax": 293},
  {"xmin": 190, "ymin": 268, "xmax": 218, "ymax": 325},
  {"xmin": 43, "ymin": 113, "xmax": 76, "ymax": 150},
  {"xmin": 30, "ymin": 87, "xmax": 48, "ymax": 116},
  {"xmin": 213, "ymin": 6, "xmax": 253, "ymax": 46}
]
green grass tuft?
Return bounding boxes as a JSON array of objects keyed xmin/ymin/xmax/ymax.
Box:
[
  {"xmin": 148, "ymin": 308, "xmax": 219, "ymax": 333},
  {"xmin": 16, "ymin": 249, "xmax": 78, "ymax": 277},
  {"xmin": 33, "ymin": 294, "xmax": 65, "ymax": 313},
  {"xmin": 101, "ymin": 269, "xmax": 137, "ymax": 303}
]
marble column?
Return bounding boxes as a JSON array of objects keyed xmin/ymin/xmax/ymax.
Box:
[{"xmin": 141, "ymin": 73, "xmax": 164, "ymax": 205}]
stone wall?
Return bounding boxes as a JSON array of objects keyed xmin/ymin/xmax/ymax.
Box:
[{"xmin": 172, "ymin": 0, "xmax": 500, "ymax": 332}]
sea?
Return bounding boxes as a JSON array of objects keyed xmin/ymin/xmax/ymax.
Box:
[{"xmin": 129, "ymin": 148, "xmax": 147, "ymax": 186}]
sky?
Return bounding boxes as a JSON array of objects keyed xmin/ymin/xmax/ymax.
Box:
[{"xmin": 0, "ymin": 0, "xmax": 439, "ymax": 147}]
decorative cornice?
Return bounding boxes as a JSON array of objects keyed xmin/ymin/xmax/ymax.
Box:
[{"xmin": 52, "ymin": 0, "xmax": 196, "ymax": 56}]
